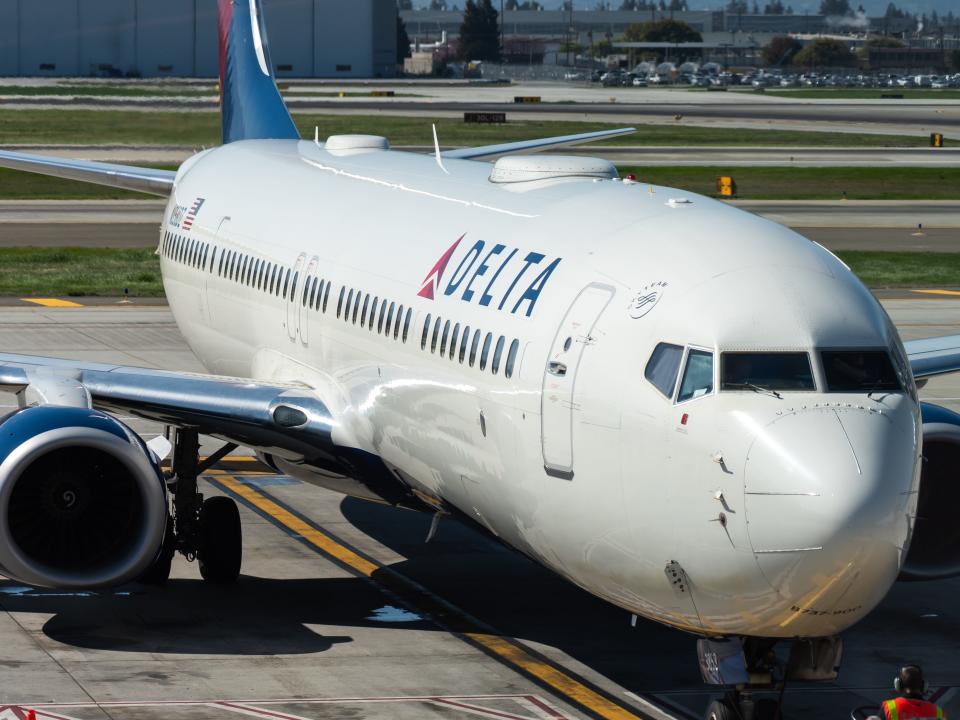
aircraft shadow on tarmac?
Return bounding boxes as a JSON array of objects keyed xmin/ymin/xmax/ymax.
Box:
[{"xmin": 3, "ymin": 495, "xmax": 960, "ymax": 700}]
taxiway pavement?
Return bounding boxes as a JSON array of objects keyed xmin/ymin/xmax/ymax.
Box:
[
  {"xmin": 0, "ymin": 302, "xmax": 959, "ymax": 720},
  {"xmin": 1, "ymin": 201, "xmax": 958, "ymax": 251}
]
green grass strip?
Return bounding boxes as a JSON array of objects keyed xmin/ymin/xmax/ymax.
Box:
[
  {"xmin": 0, "ymin": 109, "xmax": 936, "ymax": 147},
  {"xmin": 619, "ymin": 166, "xmax": 960, "ymax": 200},
  {"xmin": 835, "ymin": 251, "xmax": 960, "ymax": 288},
  {"xmin": 0, "ymin": 247, "xmax": 954, "ymax": 297},
  {"xmin": 0, "ymin": 247, "xmax": 162, "ymax": 296},
  {"xmin": 757, "ymin": 88, "xmax": 960, "ymax": 100}
]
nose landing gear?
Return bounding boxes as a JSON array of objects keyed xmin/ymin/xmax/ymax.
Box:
[
  {"xmin": 699, "ymin": 636, "xmax": 842, "ymax": 720},
  {"xmin": 139, "ymin": 428, "xmax": 242, "ymax": 584}
]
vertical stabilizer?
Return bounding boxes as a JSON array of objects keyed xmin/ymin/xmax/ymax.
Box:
[{"xmin": 218, "ymin": 0, "xmax": 300, "ymax": 144}]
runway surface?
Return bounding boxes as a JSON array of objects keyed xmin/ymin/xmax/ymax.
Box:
[
  {"xmin": 1, "ymin": 302, "xmax": 960, "ymax": 720},
  {"xmin": 2, "ymin": 82, "xmax": 957, "ymax": 136},
  {"xmin": 1, "ymin": 201, "xmax": 957, "ymax": 251},
  {"xmin": 6, "ymin": 145, "xmax": 960, "ymax": 168}
]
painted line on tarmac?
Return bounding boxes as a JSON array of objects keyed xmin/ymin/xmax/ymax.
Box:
[
  {"xmin": 20, "ymin": 298, "xmax": 83, "ymax": 307},
  {"xmin": 207, "ymin": 473, "xmax": 675, "ymax": 720},
  {"xmin": 911, "ymin": 289, "xmax": 960, "ymax": 297}
]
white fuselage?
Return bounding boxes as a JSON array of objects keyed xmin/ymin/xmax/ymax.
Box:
[{"xmin": 158, "ymin": 138, "xmax": 922, "ymax": 639}]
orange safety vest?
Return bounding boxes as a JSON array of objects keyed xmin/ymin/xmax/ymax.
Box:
[{"xmin": 883, "ymin": 697, "xmax": 946, "ymax": 720}]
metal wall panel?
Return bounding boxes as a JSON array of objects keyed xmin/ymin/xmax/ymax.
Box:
[
  {"xmin": 263, "ymin": 0, "xmax": 313, "ymax": 78},
  {"xmin": 78, "ymin": 0, "xmax": 136, "ymax": 76},
  {"xmin": 195, "ymin": 0, "xmax": 219, "ymax": 78},
  {"xmin": 20, "ymin": 0, "xmax": 80, "ymax": 76},
  {"xmin": 314, "ymin": 0, "xmax": 372, "ymax": 77},
  {"xmin": 0, "ymin": 0, "xmax": 19, "ymax": 75},
  {"xmin": 136, "ymin": 0, "xmax": 195, "ymax": 77},
  {"xmin": 370, "ymin": 0, "xmax": 396, "ymax": 79}
]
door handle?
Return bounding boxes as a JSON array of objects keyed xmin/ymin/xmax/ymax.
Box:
[{"xmin": 548, "ymin": 361, "xmax": 567, "ymax": 377}]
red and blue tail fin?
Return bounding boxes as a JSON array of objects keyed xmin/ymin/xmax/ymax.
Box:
[{"xmin": 217, "ymin": 0, "xmax": 299, "ymax": 144}]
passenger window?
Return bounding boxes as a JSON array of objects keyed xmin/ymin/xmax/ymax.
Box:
[
  {"xmin": 337, "ymin": 287, "xmax": 345, "ymax": 318},
  {"xmin": 403, "ymin": 308, "xmax": 412, "ymax": 342},
  {"xmin": 505, "ymin": 339, "xmax": 520, "ymax": 378},
  {"xmin": 470, "ymin": 330, "xmax": 481, "ymax": 367},
  {"xmin": 302, "ymin": 276, "xmax": 310, "ymax": 306},
  {"xmin": 431, "ymin": 317, "xmax": 442, "ymax": 353},
  {"xmin": 480, "ymin": 333, "xmax": 493, "ymax": 371},
  {"xmin": 385, "ymin": 302, "xmax": 395, "ymax": 336},
  {"xmin": 492, "ymin": 336, "xmax": 506, "ymax": 375},
  {"xmin": 323, "ymin": 283, "xmax": 331, "ymax": 312},
  {"xmin": 352, "ymin": 290, "xmax": 361, "ymax": 324},
  {"xmin": 281, "ymin": 269, "xmax": 290, "ymax": 298},
  {"xmin": 450, "ymin": 323, "xmax": 460, "ymax": 360},
  {"xmin": 422, "ymin": 313, "xmax": 432, "ymax": 349},
  {"xmin": 645, "ymin": 343, "xmax": 684, "ymax": 399},
  {"xmin": 345, "ymin": 289, "xmax": 353, "ymax": 320},
  {"xmin": 721, "ymin": 352, "xmax": 815, "ymax": 391},
  {"xmin": 218, "ymin": 250, "xmax": 225, "ymax": 276},
  {"xmin": 309, "ymin": 277, "xmax": 318, "ymax": 307},
  {"xmin": 459, "ymin": 326, "xmax": 470, "ymax": 363},
  {"xmin": 378, "ymin": 300, "xmax": 387, "ymax": 333},
  {"xmin": 440, "ymin": 320, "xmax": 451, "ymax": 355},
  {"xmin": 360, "ymin": 294, "xmax": 369, "ymax": 325},
  {"xmin": 369, "ymin": 297, "xmax": 378, "ymax": 330},
  {"xmin": 677, "ymin": 349, "xmax": 714, "ymax": 402}
]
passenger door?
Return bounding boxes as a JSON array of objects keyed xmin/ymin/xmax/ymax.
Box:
[{"xmin": 540, "ymin": 283, "xmax": 614, "ymax": 476}]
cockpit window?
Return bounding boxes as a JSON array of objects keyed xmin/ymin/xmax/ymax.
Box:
[
  {"xmin": 721, "ymin": 352, "xmax": 815, "ymax": 391},
  {"xmin": 821, "ymin": 350, "xmax": 901, "ymax": 392},
  {"xmin": 677, "ymin": 349, "xmax": 714, "ymax": 402},
  {"xmin": 645, "ymin": 343, "xmax": 683, "ymax": 398}
]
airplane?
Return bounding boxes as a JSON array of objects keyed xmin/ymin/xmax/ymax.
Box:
[{"xmin": 1, "ymin": 2, "xmax": 960, "ymax": 719}]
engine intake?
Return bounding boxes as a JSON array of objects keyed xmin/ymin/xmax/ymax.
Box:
[
  {"xmin": 902, "ymin": 402, "xmax": 960, "ymax": 580},
  {"xmin": 0, "ymin": 406, "xmax": 167, "ymax": 588}
]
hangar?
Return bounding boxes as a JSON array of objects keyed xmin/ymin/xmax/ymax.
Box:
[{"xmin": 0, "ymin": 0, "xmax": 397, "ymax": 78}]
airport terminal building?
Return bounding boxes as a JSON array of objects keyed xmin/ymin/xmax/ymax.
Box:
[{"xmin": 0, "ymin": 0, "xmax": 398, "ymax": 78}]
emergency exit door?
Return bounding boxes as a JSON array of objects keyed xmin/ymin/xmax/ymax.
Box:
[
  {"xmin": 541, "ymin": 283, "xmax": 614, "ymax": 476},
  {"xmin": 286, "ymin": 253, "xmax": 305, "ymax": 341}
]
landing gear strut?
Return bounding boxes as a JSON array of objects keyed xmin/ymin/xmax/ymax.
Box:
[{"xmin": 140, "ymin": 428, "xmax": 242, "ymax": 584}]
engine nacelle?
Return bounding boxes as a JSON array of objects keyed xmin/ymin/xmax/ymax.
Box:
[
  {"xmin": 901, "ymin": 402, "xmax": 960, "ymax": 580},
  {"xmin": 0, "ymin": 406, "xmax": 167, "ymax": 588}
]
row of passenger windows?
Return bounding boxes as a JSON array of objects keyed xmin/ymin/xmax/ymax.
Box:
[
  {"xmin": 162, "ymin": 232, "xmax": 523, "ymax": 382},
  {"xmin": 645, "ymin": 344, "xmax": 902, "ymax": 403},
  {"xmin": 163, "ymin": 231, "xmax": 213, "ymax": 273},
  {"xmin": 421, "ymin": 313, "xmax": 520, "ymax": 379},
  {"xmin": 335, "ymin": 285, "xmax": 413, "ymax": 343}
]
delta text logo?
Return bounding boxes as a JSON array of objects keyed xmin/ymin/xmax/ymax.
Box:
[
  {"xmin": 168, "ymin": 197, "xmax": 206, "ymax": 230},
  {"xmin": 418, "ymin": 234, "xmax": 562, "ymax": 317}
]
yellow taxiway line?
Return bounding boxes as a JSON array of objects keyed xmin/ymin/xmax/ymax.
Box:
[
  {"xmin": 212, "ymin": 473, "xmax": 651, "ymax": 720},
  {"xmin": 21, "ymin": 298, "xmax": 83, "ymax": 307},
  {"xmin": 911, "ymin": 289, "xmax": 960, "ymax": 297}
]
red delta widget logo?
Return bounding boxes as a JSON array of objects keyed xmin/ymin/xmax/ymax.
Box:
[{"xmin": 418, "ymin": 234, "xmax": 562, "ymax": 317}]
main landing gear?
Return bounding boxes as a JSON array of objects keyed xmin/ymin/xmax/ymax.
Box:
[{"xmin": 139, "ymin": 428, "xmax": 242, "ymax": 585}]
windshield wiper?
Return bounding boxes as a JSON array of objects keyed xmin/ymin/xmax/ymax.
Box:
[{"xmin": 726, "ymin": 382, "xmax": 782, "ymax": 399}]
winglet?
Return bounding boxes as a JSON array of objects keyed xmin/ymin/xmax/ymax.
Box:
[{"xmin": 432, "ymin": 124, "xmax": 449, "ymax": 175}]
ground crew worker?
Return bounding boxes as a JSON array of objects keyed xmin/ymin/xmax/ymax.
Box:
[{"xmin": 881, "ymin": 665, "xmax": 945, "ymax": 720}]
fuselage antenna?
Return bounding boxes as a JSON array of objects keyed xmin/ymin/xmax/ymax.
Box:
[{"xmin": 432, "ymin": 124, "xmax": 449, "ymax": 175}]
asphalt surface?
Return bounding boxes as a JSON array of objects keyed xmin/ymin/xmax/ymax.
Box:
[
  {"xmin": 7, "ymin": 144, "xmax": 960, "ymax": 168},
  {"xmin": 0, "ymin": 301, "xmax": 959, "ymax": 720},
  {"xmin": 0, "ymin": 201, "xmax": 957, "ymax": 251}
]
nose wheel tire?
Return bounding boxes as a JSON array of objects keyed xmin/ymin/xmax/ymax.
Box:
[
  {"xmin": 198, "ymin": 496, "xmax": 242, "ymax": 583},
  {"xmin": 705, "ymin": 699, "xmax": 737, "ymax": 720}
]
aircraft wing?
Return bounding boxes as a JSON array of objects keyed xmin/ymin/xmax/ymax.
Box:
[
  {"xmin": 0, "ymin": 149, "xmax": 175, "ymax": 197},
  {"xmin": 0, "ymin": 352, "xmax": 340, "ymax": 464},
  {"xmin": 442, "ymin": 127, "xmax": 636, "ymax": 160},
  {"xmin": 905, "ymin": 335, "xmax": 960, "ymax": 379}
]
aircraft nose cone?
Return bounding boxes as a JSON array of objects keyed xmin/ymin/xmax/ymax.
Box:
[{"xmin": 742, "ymin": 404, "xmax": 918, "ymax": 633}]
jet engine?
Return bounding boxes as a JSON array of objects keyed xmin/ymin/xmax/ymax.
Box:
[
  {"xmin": 0, "ymin": 405, "xmax": 168, "ymax": 588},
  {"xmin": 901, "ymin": 402, "xmax": 960, "ymax": 580}
]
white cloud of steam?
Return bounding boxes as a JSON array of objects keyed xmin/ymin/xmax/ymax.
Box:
[{"xmin": 825, "ymin": 9, "xmax": 869, "ymax": 28}]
